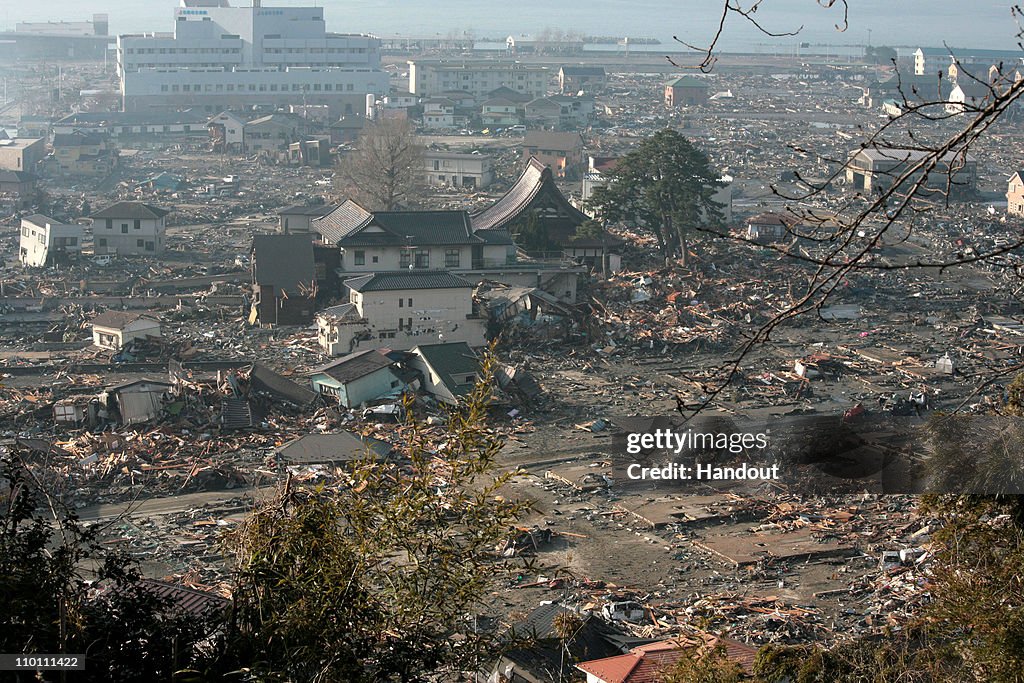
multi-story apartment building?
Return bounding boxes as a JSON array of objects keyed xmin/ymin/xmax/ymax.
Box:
[
  {"xmin": 118, "ymin": 0, "xmax": 389, "ymax": 116},
  {"xmin": 408, "ymin": 59, "xmax": 549, "ymax": 100}
]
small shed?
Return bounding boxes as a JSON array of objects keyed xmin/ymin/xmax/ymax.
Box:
[
  {"xmin": 91, "ymin": 311, "xmax": 161, "ymax": 350},
  {"xmin": 104, "ymin": 378, "xmax": 171, "ymax": 425}
]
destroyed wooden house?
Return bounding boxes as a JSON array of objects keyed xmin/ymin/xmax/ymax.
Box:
[
  {"xmin": 90, "ymin": 311, "xmax": 162, "ymax": 350},
  {"xmin": 488, "ymin": 603, "xmax": 632, "ymax": 683},
  {"xmin": 102, "ymin": 379, "xmax": 172, "ymax": 425},
  {"xmin": 308, "ymin": 348, "xmax": 405, "ymax": 408},
  {"xmin": 250, "ymin": 234, "xmax": 317, "ymax": 325},
  {"xmin": 407, "ymin": 341, "xmax": 480, "ymax": 405}
]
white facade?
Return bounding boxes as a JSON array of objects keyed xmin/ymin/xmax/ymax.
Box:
[
  {"xmin": 118, "ymin": 2, "xmax": 388, "ymax": 114},
  {"xmin": 408, "ymin": 59, "xmax": 549, "ymax": 99},
  {"xmin": 93, "ymin": 213, "xmax": 167, "ymax": 256},
  {"xmin": 336, "ymin": 241, "xmax": 511, "ymax": 273},
  {"xmin": 92, "ymin": 318, "xmax": 162, "ymax": 350},
  {"xmin": 422, "ymin": 99, "xmax": 457, "ymax": 128},
  {"xmin": 317, "ymin": 283, "xmax": 486, "ymax": 355},
  {"xmin": 19, "ymin": 216, "xmax": 82, "ymax": 267},
  {"xmin": 423, "ymin": 152, "xmax": 494, "ymax": 189}
]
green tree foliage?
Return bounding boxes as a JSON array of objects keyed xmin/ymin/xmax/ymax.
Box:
[
  {"xmin": 516, "ymin": 211, "xmax": 559, "ymax": 253},
  {"xmin": 660, "ymin": 644, "xmax": 744, "ymax": 683},
  {"xmin": 575, "ymin": 219, "xmax": 607, "ymax": 241},
  {"xmin": 0, "ymin": 450, "xmax": 220, "ymax": 682},
  {"xmin": 221, "ymin": 351, "xmax": 530, "ymax": 681},
  {"xmin": 586, "ymin": 129, "xmax": 724, "ymax": 263}
]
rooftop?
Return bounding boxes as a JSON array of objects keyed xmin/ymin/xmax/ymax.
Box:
[
  {"xmin": 91, "ymin": 201, "xmax": 171, "ymax": 220},
  {"xmin": 344, "ymin": 270, "xmax": 474, "ymax": 293},
  {"xmin": 91, "ymin": 311, "xmax": 159, "ymax": 329},
  {"xmin": 311, "ymin": 348, "xmax": 395, "ymax": 384}
]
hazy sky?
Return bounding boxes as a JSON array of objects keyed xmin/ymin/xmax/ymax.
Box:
[{"xmin": 0, "ymin": 0, "xmax": 1019, "ymax": 51}]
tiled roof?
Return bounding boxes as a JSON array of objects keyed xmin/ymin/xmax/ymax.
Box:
[
  {"xmin": 344, "ymin": 270, "xmax": 473, "ymax": 293},
  {"xmin": 412, "ymin": 342, "xmax": 480, "ymax": 398},
  {"xmin": 91, "ymin": 201, "xmax": 170, "ymax": 220},
  {"xmin": 471, "ymin": 157, "xmax": 545, "ymax": 231},
  {"xmin": 317, "ymin": 302, "xmax": 360, "ymax": 320},
  {"xmin": 252, "ymin": 234, "xmax": 315, "ymax": 292},
  {"xmin": 576, "ymin": 635, "xmax": 757, "ymax": 683},
  {"xmin": 341, "ymin": 210, "xmax": 482, "ymax": 247},
  {"xmin": 471, "ymin": 157, "xmax": 588, "ymax": 232},
  {"xmin": 137, "ymin": 579, "xmax": 228, "ymax": 616},
  {"xmin": 312, "ymin": 199, "xmax": 374, "ymax": 244},
  {"xmin": 311, "ymin": 349, "xmax": 395, "ymax": 384}
]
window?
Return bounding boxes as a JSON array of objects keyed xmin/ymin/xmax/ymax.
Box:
[
  {"xmin": 372, "ymin": 255, "xmax": 378, "ymax": 263},
  {"xmin": 98, "ymin": 238, "xmax": 107, "ymax": 247},
  {"xmin": 121, "ymin": 224, "xmax": 129, "ymax": 234},
  {"xmin": 399, "ymin": 299, "xmax": 403, "ymax": 308},
  {"xmin": 137, "ymin": 239, "xmax": 145, "ymax": 247},
  {"xmin": 400, "ymin": 251, "xmax": 411, "ymax": 269},
  {"xmin": 133, "ymin": 219, "xmax": 141, "ymax": 230},
  {"xmin": 414, "ymin": 250, "xmax": 429, "ymax": 268},
  {"xmin": 407, "ymin": 298, "xmax": 413, "ymax": 308},
  {"xmin": 354, "ymin": 250, "xmax": 365, "ymax": 265},
  {"xmin": 105, "ymin": 219, "xmax": 112, "ymax": 229},
  {"xmin": 445, "ymin": 249, "xmax": 460, "ymax": 268}
]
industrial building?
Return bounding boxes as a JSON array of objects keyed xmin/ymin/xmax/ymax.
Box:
[{"xmin": 117, "ymin": 0, "xmax": 389, "ymax": 115}]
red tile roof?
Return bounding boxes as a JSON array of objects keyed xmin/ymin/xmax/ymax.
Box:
[{"xmin": 576, "ymin": 634, "xmax": 756, "ymax": 683}]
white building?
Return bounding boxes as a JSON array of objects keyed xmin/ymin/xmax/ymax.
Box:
[
  {"xmin": 90, "ymin": 201, "xmax": 170, "ymax": 256},
  {"xmin": 117, "ymin": 0, "xmax": 388, "ymax": 116},
  {"xmin": 408, "ymin": 59, "xmax": 549, "ymax": 100},
  {"xmin": 18, "ymin": 215, "xmax": 82, "ymax": 267},
  {"xmin": 316, "ymin": 271, "xmax": 487, "ymax": 356},
  {"xmin": 91, "ymin": 312, "xmax": 162, "ymax": 350},
  {"xmin": 421, "ymin": 98, "xmax": 457, "ymax": 128},
  {"xmin": 423, "ymin": 151, "xmax": 494, "ymax": 189}
]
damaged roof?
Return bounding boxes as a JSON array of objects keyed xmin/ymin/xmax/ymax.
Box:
[{"xmin": 310, "ymin": 348, "xmax": 395, "ymax": 384}]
